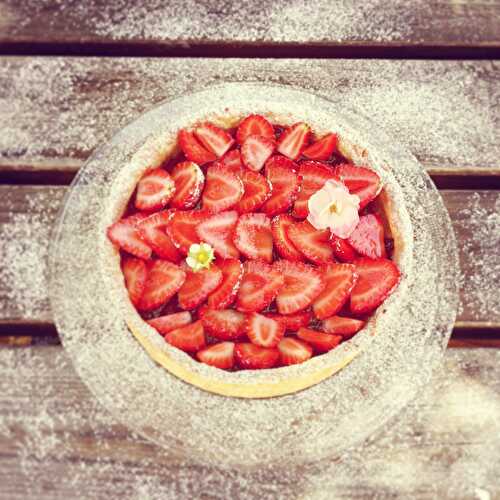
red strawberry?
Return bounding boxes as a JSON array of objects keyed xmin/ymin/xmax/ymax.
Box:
[
  {"xmin": 197, "ymin": 342, "xmax": 235, "ymax": 369},
  {"xmin": 137, "ymin": 211, "xmax": 182, "ymax": 262},
  {"xmin": 202, "ymin": 164, "xmax": 243, "ymax": 213},
  {"xmin": 246, "ymin": 312, "xmax": 285, "ymax": 348},
  {"xmin": 347, "ymin": 214, "xmax": 386, "ymax": 259},
  {"xmin": 138, "ymin": 260, "xmax": 186, "ymax": 311},
  {"xmin": 333, "ymin": 164, "xmax": 381, "ymax": 209},
  {"xmin": 234, "ymin": 343, "xmax": 280, "ymax": 369},
  {"xmin": 177, "ymin": 265, "xmax": 223, "ymax": 310},
  {"xmin": 297, "ymin": 327, "xmax": 342, "ymax": 353},
  {"xmin": 235, "ymin": 170, "xmax": 272, "ymax": 214},
  {"xmin": 330, "ymin": 234, "xmax": 357, "ymax": 263},
  {"xmin": 196, "ymin": 211, "xmax": 240, "ymax": 259},
  {"xmin": 236, "ymin": 260, "xmax": 284, "ymax": 312},
  {"xmin": 169, "ymin": 161, "xmax": 204, "ymax": 209},
  {"xmin": 165, "ymin": 320, "xmax": 206, "ymax": 353},
  {"xmin": 261, "ymin": 155, "xmax": 301, "ymax": 216},
  {"xmin": 199, "ymin": 306, "xmax": 246, "ymax": 341},
  {"xmin": 122, "ymin": 257, "xmax": 147, "ymax": 307},
  {"xmin": 178, "ymin": 129, "xmax": 216, "ymax": 165},
  {"xmin": 287, "ymin": 220, "xmax": 333, "ymax": 264},
  {"xmin": 237, "ymin": 114, "xmax": 275, "ymax": 144},
  {"xmin": 276, "ymin": 122, "xmax": 310, "ymax": 160},
  {"xmin": 292, "ymin": 161, "xmax": 337, "ymax": 218},
  {"xmin": 135, "ymin": 168, "xmax": 176, "ymax": 211},
  {"xmin": 278, "ymin": 337, "xmax": 313, "ymax": 366},
  {"xmin": 107, "ymin": 216, "xmax": 152, "ymax": 260},
  {"xmin": 167, "ymin": 210, "xmax": 208, "ymax": 254},
  {"xmin": 312, "ymin": 263, "xmax": 357, "ymax": 320},
  {"xmin": 147, "ymin": 311, "xmax": 192, "ymax": 334},
  {"xmin": 234, "ymin": 213, "xmax": 273, "ymax": 263},
  {"xmin": 265, "ymin": 311, "xmax": 312, "ymax": 331},
  {"xmin": 195, "ymin": 122, "xmax": 235, "ymax": 158},
  {"xmin": 271, "ymin": 214, "xmax": 304, "ymax": 261},
  {"xmin": 350, "ymin": 258, "xmax": 401, "ymax": 314},
  {"xmin": 302, "ymin": 133, "xmax": 337, "ymax": 161},
  {"xmin": 221, "ymin": 149, "xmax": 244, "ymax": 175},
  {"xmin": 207, "ymin": 258, "xmax": 243, "ymax": 309},
  {"xmin": 241, "ymin": 135, "xmax": 275, "ymax": 172},
  {"xmin": 274, "ymin": 260, "xmax": 325, "ymax": 314},
  {"xmin": 322, "ymin": 316, "xmax": 365, "ymax": 338}
]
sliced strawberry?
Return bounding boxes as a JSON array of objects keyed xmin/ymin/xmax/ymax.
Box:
[
  {"xmin": 199, "ymin": 306, "xmax": 246, "ymax": 341},
  {"xmin": 177, "ymin": 265, "xmax": 223, "ymax": 310},
  {"xmin": 237, "ymin": 114, "xmax": 275, "ymax": 144},
  {"xmin": 147, "ymin": 311, "xmax": 192, "ymax": 334},
  {"xmin": 350, "ymin": 258, "xmax": 401, "ymax": 314},
  {"xmin": 169, "ymin": 161, "xmax": 205, "ymax": 209},
  {"xmin": 246, "ymin": 312, "xmax": 285, "ymax": 348},
  {"xmin": 122, "ymin": 257, "xmax": 147, "ymax": 307},
  {"xmin": 235, "ymin": 170, "xmax": 272, "ymax": 214},
  {"xmin": 107, "ymin": 216, "xmax": 152, "ymax": 260},
  {"xmin": 278, "ymin": 337, "xmax": 313, "ymax": 366},
  {"xmin": 167, "ymin": 210, "xmax": 208, "ymax": 254},
  {"xmin": 241, "ymin": 135, "xmax": 275, "ymax": 172},
  {"xmin": 271, "ymin": 214, "xmax": 304, "ymax": 261},
  {"xmin": 276, "ymin": 122, "xmax": 310, "ymax": 160},
  {"xmin": 178, "ymin": 129, "xmax": 216, "ymax": 165},
  {"xmin": 330, "ymin": 234, "xmax": 357, "ymax": 263},
  {"xmin": 134, "ymin": 168, "xmax": 176, "ymax": 211},
  {"xmin": 221, "ymin": 149, "xmax": 244, "ymax": 175},
  {"xmin": 274, "ymin": 260, "xmax": 325, "ymax": 315},
  {"xmin": 333, "ymin": 164, "xmax": 381, "ymax": 209},
  {"xmin": 165, "ymin": 320, "xmax": 206, "ymax": 353},
  {"xmin": 196, "ymin": 211, "xmax": 239, "ymax": 259},
  {"xmin": 265, "ymin": 311, "xmax": 312, "ymax": 331},
  {"xmin": 202, "ymin": 164, "xmax": 243, "ymax": 213},
  {"xmin": 137, "ymin": 210, "xmax": 182, "ymax": 262},
  {"xmin": 197, "ymin": 342, "xmax": 235, "ymax": 369},
  {"xmin": 312, "ymin": 263, "xmax": 357, "ymax": 320},
  {"xmin": 195, "ymin": 122, "xmax": 235, "ymax": 158},
  {"xmin": 261, "ymin": 155, "xmax": 301, "ymax": 216},
  {"xmin": 207, "ymin": 258, "xmax": 243, "ymax": 309},
  {"xmin": 138, "ymin": 260, "xmax": 186, "ymax": 311},
  {"xmin": 234, "ymin": 213, "xmax": 273, "ymax": 263},
  {"xmin": 302, "ymin": 133, "xmax": 337, "ymax": 161},
  {"xmin": 236, "ymin": 260, "xmax": 284, "ymax": 312},
  {"xmin": 347, "ymin": 214, "xmax": 386, "ymax": 259},
  {"xmin": 287, "ymin": 220, "xmax": 333, "ymax": 264},
  {"xmin": 297, "ymin": 327, "xmax": 342, "ymax": 353},
  {"xmin": 322, "ymin": 315, "xmax": 365, "ymax": 338},
  {"xmin": 234, "ymin": 343, "xmax": 280, "ymax": 370}
]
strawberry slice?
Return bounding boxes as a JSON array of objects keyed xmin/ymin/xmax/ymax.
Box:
[
  {"xmin": 122, "ymin": 257, "xmax": 147, "ymax": 307},
  {"xmin": 165, "ymin": 320, "xmax": 206, "ymax": 353},
  {"xmin": 312, "ymin": 263, "xmax": 358, "ymax": 320},
  {"xmin": 246, "ymin": 312, "xmax": 286, "ymax": 348},
  {"xmin": 261, "ymin": 156, "xmax": 301, "ymax": 216},
  {"xmin": 138, "ymin": 260, "xmax": 186, "ymax": 311},
  {"xmin": 274, "ymin": 260, "xmax": 325, "ymax": 315},
  {"xmin": 237, "ymin": 114, "xmax": 275, "ymax": 144},
  {"xmin": 199, "ymin": 306, "xmax": 246, "ymax": 341},
  {"xmin": 287, "ymin": 220, "xmax": 333, "ymax": 264},
  {"xmin": 276, "ymin": 122, "xmax": 310, "ymax": 160},
  {"xmin": 321, "ymin": 315, "xmax": 365, "ymax": 338},
  {"xmin": 333, "ymin": 164, "xmax": 381, "ymax": 209},
  {"xmin": 169, "ymin": 161, "xmax": 205, "ymax": 209},
  {"xmin": 137, "ymin": 210, "xmax": 182, "ymax": 262},
  {"xmin": 302, "ymin": 133, "xmax": 337, "ymax": 161},
  {"xmin": 207, "ymin": 258, "xmax": 243, "ymax": 309},
  {"xmin": 292, "ymin": 161, "xmax": 337, "ymax": 218},
  {"xmin": 195, "ymin": 122, "xmax": 235, "ymax": 158},
  {"xmin": 347, "ymin": 214, "xmax": 386, "ymax": 259},
  {"xmin": 330, "ymin": 234, "xmax": 357, "ymax": 263},
  {"xmin": 147, "ymin": 311, "xmax": 192, "ymax": 334},
  {"xmin": 196, "ymin": 211, "xmax": 239, "ymax": 259},
  {"xmin": 236, "ymin": 260, "xmax": 284, "ymax": 312},
  {"xmin": 297, "ymin": 327, "xmax": 342, "ymax": 353},
  {"xmin": 135, "ymin": 168, "xmax": 176, "ymax": 211},
  {"xmin": 177, "ymin": 265, "xmax": 223, "ymax": 310},
  {"xmin": 241, "ymin": 135, "xmax": 275, "ymax": 172},
  {"xmin": 234, "ymin": 213, "xmax": 273, "ymax": 263},
  {"xmin": 234, "ymin": 343, "xmax": 280, "ymax": 370},
  {"xmin": 107, "ymin": 215, "xmax": 152, "ymax": 260},
  {"xmin": 278, "ymin": 337, "xmax": 313, "ymax": 366},
  {"xmin": 167, "ymin": 210, "xmax": 208, "ymax": 254},
  {"xmin": 202, "ymin": 164, "xmax": 243, "ymax": 213},
  {"xmin": 235, "ymin": 170, "xmax": 272, "ymax": 214},
  {"xmin": 221, "ymin": 149, "xmax": 244, "ymax": 175},
  {"xmin": 265, "ymin": 311, "xmax": 312, "ymax": 331},
  {"xmin": 178, "ymin": 129, "xmax": 217, "ymax": 165},
  {"xmin": 271, "ymin": 214, "xmax": 304, "ymax": 261},
  {"xmin": 197, "ymin": 342, "xmax": 235, "ymax": 369},
  {"xmin": 350, "ymin": 258, "xmax": 401, "ymax": 314}
]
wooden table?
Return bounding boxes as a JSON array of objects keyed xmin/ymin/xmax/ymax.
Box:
[{"xmin": 1, "ymin": 2, "xmax": 499, "ymax": 498}]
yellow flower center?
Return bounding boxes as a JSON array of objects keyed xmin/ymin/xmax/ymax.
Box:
[{"xmin": 328, "ymin": 200, "xmax": 342, "ymax": 215}]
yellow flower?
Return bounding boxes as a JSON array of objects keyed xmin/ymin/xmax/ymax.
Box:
[{"xmin": 186, "ymin": 242, "xmax": 215, "ymax": 272}]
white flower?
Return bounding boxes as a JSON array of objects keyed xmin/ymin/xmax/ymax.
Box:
[{"xmin": 186, "ymin": 242, "xmax": 215, "ymax": 272}]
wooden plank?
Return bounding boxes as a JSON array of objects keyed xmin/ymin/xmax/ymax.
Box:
[
  {"xmin": 0, "ymin": 57, "xmax": 499, "ymax": 175},
  {"xmin": 0, "ymin": 344, "xmax": 499, "ymax": 499},
  {"xmin": 0, "ymin": 186, "xmax": 499, "ymax": 328}
]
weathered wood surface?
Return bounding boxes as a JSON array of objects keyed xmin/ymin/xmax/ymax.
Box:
[{"xmin": 0, "ymin": 58, "xmax": 499, "ymax": 175}]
